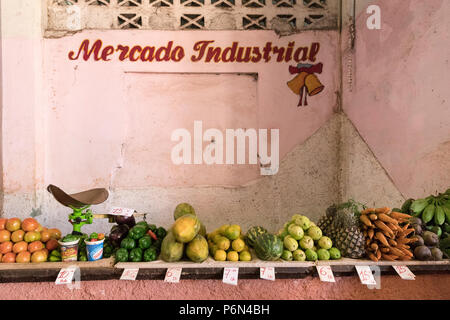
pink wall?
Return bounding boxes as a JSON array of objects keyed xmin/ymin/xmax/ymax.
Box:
[
  {"xmin": 0, "ymin": 274, "xmax": 448, "ymax": 300},
  {"xmin": 344, "ymin": 0, "xmax": 450, "ymax": 198}
]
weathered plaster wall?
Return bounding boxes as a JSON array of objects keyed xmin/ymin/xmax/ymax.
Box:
[{"xmin": 343, "ymin": 0, "xmax": 450, "ymax": 199}]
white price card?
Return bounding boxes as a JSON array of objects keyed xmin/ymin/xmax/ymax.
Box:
[
  {"xmin": 316, "ymin": 266, "xmax": 336, "ymax": 283},
  {"xmin": 55, "ymin": 266, "xmax": 76, "ymax": 285},
  {"xmin": 120, "ymin": 268, "xmax": 139, "ymax": 280},
  {"xmin": 164, "ymin": 267, "xmax": 182, "ymax": 283},
  {"xmin": 260, "ymin": 267, "xmax": 275, "ymax": 281},
  {"xmin": 109, "ymin": 207, "xmax": 135, "ymax": 217},
  {"xmin": 355, "ymin": 266, "xmax": 377, "ymax": 285},
  {"xmin": 223, "ymin": 267, "xmax": 239, "ymax": 286},
  {"xmin": 393, "ymin": 266, "xmax": 415, "ymax": 280}
]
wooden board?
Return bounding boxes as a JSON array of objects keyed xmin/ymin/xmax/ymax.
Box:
[{"xmin": 0, "ymin": 257, "xmax": 114, "ymax": 270}]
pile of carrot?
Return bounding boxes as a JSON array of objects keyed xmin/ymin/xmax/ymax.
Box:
[{"xmin": 360, "ymin": 207, "xmax": 416, "ymax": 262}]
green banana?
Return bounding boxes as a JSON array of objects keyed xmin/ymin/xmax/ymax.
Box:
[
  {"xmin": 434, "ymin": 205, "xmax": 446, "ymax": 225},
  {"xmin": 410, "ymin": 198, "xmax": 430, "ymax": 214},
  {"xmin": 422, "ymin": 203, "xmax": 436, "ymax": 224}
]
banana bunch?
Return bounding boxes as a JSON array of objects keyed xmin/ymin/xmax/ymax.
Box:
[{"xmin": 401, "ymin": 189, "xmax": 450, "ymax": 226}]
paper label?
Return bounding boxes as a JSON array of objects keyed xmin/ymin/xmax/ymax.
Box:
[
  {"xmin": 393, "ymin": 266, "xmax": 415, "ymax": 280},
  {"xmin": 164, "ymin": 267, "xmax": 182, "ymax": 283},
  {"xmin": 260, "ymin": 267, "xmax": 275, "ymax": 281},
  {"xmin": 223, "ymin": 267, "xmax": 239, "ymax": 286},
  {"xmin": 355, "ymin": 266, "xmax": 377, "ymax": 285},
  {"xmin": 55, "ymin": 267, "xmax": 76, "ymax": 285},
  {"xmin": 109, "ymin": 207, "xmax": 135, "ymax": 217},
  {"xmin": 120, "ymin": 268, "xmax": 139, "ymax": 280},
  {"xmin": 316, "ymin": 265, "xmax": 336, "ymax": 283}
]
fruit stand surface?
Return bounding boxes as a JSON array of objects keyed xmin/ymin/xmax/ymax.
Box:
[{"xmin": 0, "ymin": 258, "xmax": 448, "ymax": 283}]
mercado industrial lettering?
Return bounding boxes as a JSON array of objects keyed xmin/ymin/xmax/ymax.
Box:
[{"xmin": 68, "ymin": 39, "xmax": 320, "ymax": 64}]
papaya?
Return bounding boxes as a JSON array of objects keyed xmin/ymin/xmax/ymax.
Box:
[
  {"xmin": 173, "ymin": 203, "xmax": 196, "ymax": 221},
  {"xmin": 172, "ymin": 214, "xmax": 201, "ymax": 243},
  {"xmin": 160, "ymin": 230, "xmax": 184, "ymax": 262},
  {"xmin": 198, "ymin": 222, "xmax": 207, "ymax": 237},
  {"xmin": 186, "ymin": 234, "xmax": 209, "ymax": 263}
]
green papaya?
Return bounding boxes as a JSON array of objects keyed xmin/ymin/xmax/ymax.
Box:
[
  {"xmin": 185, "ymin": 234, "xmax": 209, "ymax": 263},
  {"xmin": 160, "ymin": 230, "xmax": 184, "ymax": 262}
]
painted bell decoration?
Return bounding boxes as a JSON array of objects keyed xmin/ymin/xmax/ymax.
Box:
[
  {"xmin": 287, "ymin": 62, "xmax": 324, "ymax": 106},
  {"xmin": 305, "ymin": 73, "xmax": 324, "ymax": 96}
]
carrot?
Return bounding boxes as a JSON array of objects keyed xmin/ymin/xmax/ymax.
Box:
[
  {"xmin": 366, "ymin": 238, "xmax": 371, "ymax": 246},
  {"xmin": 361, "ymin": 208, "xmax": 375, "ymax": 215},
  {"xmin": 368, "ymin": 253, "xmax": 378, "ymax": 262},
  {"xmin": 368, "ymin": 228, "xmax": 374, "ymax": 240},
  {"xmin": 360, "ymin": 215, "xmax": 373, "ymax": 227},
  {"xmin": 402, "ymin": 228, "xmax": 415, "ymax": 237},
  {"xmin": 375, "ymin": 232, "xmax": 389, "ymax": 247},
  {"xmin": 390, "ymin": 211, "xmax": 412, "ymax": 220},
  {"xmin": 378, "ymin": 213, "xmax": 398, "ymax": 225},
  {"xmin": 389, "ymin": 247, "xmax": 406, "ymax": 257},
  {"xmin": 376, "ymin": 249, "xmax": 381, "ymax": 260},
  {"xmin": 370, "ymin": 243, "xmax": 379, "ymax": 251},
  {"xmin": 369, "ymin": 213, "xmax": 378, "ymax": 221},
  {"xmin": 380, "ymin": 247, "xmax": 390, "ymax": 253},
  {"xmin": 387, "ymin": 222, "xmax": 400, "ymax": 231},
  {"xmin": 375, "ymin": 207, "xmax": 390, "ymax": 213},
  {"xmin": 400, "ymin": 247, "xmax": 413, "ymax": 257},
  {"xmin": 374, "ymin": 220, "xmax": 395, "ymax": 236},
  {"xmin": 402, "ymin": 223, "xmax": 410, "ymax": 231},
  {"xmin": 388, "ymin": 239, "xmax": 397, "ymax": 247},
  {"xmin": 399, "ymin": 255, "xmax": 412, "ymax": 261},
  {"xmin": 381, "ymin": 253, "xmax": 399, "ymax": 261}
]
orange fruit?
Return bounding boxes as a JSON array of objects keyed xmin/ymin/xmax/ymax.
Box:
[
  {"xmin": 13, "ymin": 241, "xmax": 28, "ymax": 253},
  {"xmin": 0, "ymin": 241, "xmax": 13, "ymax": 254},
  {"xmin": 2, "ymin": 252, "xmax": 16, "ymax": 263}
]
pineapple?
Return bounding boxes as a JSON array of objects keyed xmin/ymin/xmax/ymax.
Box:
[{"xmin": 317, "ymin": 201, "xmax": 366, "ymax": 259}]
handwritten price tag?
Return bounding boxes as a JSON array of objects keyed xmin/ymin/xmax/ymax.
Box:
[
  {"xmin": 316, "ymin": 266, "xmax": 335, "ymax": 283},
  {"xmin": 55, "ymin": 267, "xmax": 76, "ymax": 285},
  {"xmin": 393, "ymin": 266, "xmax": 415, "ymax": 280},
  {"xmin": 260, "ymin": 267, "xmax": 275, "ymax": 281},
  {"xmin": 223, "ymin": 267, "xmax": 239, "ymax": 286},
  {"xmin": 164, "ymin": 267, "xmax": 182, "ymax": 283},
  {"xmin": 120, "ymin": 268, "xmax": 139, "ymax": 281},
  {"xmin": 109, "ymin": 207, "xmax": 135, "ymax": 217},
  {"xmin": 355, "ymin": 266, "xmax": 377, "ymax": 285}
]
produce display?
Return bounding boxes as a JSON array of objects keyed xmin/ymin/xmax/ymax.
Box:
[
  {"xmin": 208, "ymin": 224, "xmax": 252, "ymax": 261},
  {"xmin": 254, "ymin": 233, "xmax": 283, "ymax": 261},
  {"xmin": 0, "ymin": 217, "xmax": 61, "ymax": 263},
  {"xmin": 317, "ymin": 201, "xmax": 366, "ymax": 259},
  {"xmin": 278, "ymin": 214, "xmax": 341, "ymax": 261},
  {"xmin": 359, "ymin": 207, "xmax": 415, "ymax": 261},
  {"xmin": 161, "ymin": 203, "xmax": 209, "ymax": 263},
  {"xmin": 398, "ymin": 189, "xmax": 450, "ymax": 260},
  {"xmin": 114, "ymin": 220, "xmax": 166, "ymax": 262}
]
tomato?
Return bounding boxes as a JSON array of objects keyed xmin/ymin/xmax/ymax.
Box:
[
  {"xmin": 0, "ymin": 230, "xmax": 11, "ymax": 243},
  {"xmin": 0, "ymin": 241, "xmax": 13, "ymax": 254},
  {"xmin": 0, "ymin": 218, "xmax": 7, "ymax": 230},
  {"xmin": 16, "ymin": 251, "xmax": 31, "ymax": 263},
  {"xmin": 2, "ymin": 252, "xmax": 16, "ymax": 263},
  {"xmin": 13, "ymin": 241, "xmax": 28, "ymax": 253},
  {"xmin": 21, "ymin": 218, "xmax": 39, "ymax": 232},
  {"xmin": 6, "ymin": 218, "xmax": 21, "ymax": 232}
]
